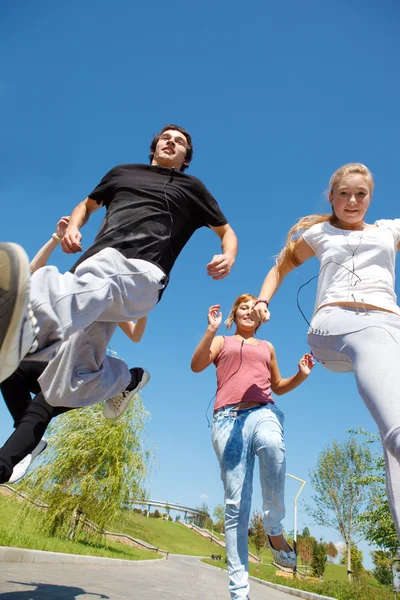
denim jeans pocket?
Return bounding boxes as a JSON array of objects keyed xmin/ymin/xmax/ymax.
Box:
[{"xmin": 271, "ymin": 404, "xmax": 285, "ymax": 422}]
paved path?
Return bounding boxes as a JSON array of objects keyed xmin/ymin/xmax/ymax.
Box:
[{"xmin": 0, "ymin": 554, "xmax": 297, "ymax": 599}]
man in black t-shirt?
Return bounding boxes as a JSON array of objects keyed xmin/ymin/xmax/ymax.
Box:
[{"xmin": 0, "ymin": 124, "xmax": 238, "ymax": 413}]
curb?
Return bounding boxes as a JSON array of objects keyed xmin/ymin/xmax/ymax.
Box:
[
  {"xmin": 201, "ymin": 560, "xmax": 335, "ymax": 600},
  {"xmin": 0, "ymin": 546, "xmax": 165, "ymax": 566}
]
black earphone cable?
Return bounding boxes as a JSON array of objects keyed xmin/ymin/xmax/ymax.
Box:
[
  {"xmin": 296, "ymin": 260, "xmax": 362, "ymax": 327},
  {"xmin": 163, "ymin": 167, "xmax": 176, "ymax": 261}
]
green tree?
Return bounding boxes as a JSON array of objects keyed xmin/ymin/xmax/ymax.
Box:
[
  {"xmin": 22, "ymin": 397, "xmax": 152, "ymax": 540},
  {"xmin": 196, "ymin": 502, "xmax": 211, "ymax": 528},
  {"xmin": 352, "ymin": 428, "xmax": 398, "ymax": 555},
  {"xmin": 311, "ymin": 538, "xmax": 327, "ymax": 578},
  {"xmin": 213, "ymin": 504, "xmax": 225, "ymax": 533},
  {"xmin": 306, "ymin": 435, "xmax": 375, "ymax": 582},
  {"xmin": 302, "ymin": 526, "xmax": 311, "ymax": 538},
  {"xmin": 249, "ymin": 509, "xmax": 266, "ymax": 560},
  {"xmin": 371, "ymin": 550, "xmax": 393, "ymax": 587},
  {"xmin": 340, "ymin": 544, "xmax": 365, "ymax": 580}
]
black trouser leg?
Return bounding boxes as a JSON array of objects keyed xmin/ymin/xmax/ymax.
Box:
[
  {"xmin": 0, "ymin": 392, "xmax": 72, "ymax": 483},
  {"xmin": 0, "ymin": 361, "xmax": 73, "ymax": 483},
  {"xmin": 0, "ymin": 361, "xmax": 44, "ymax": 427}
]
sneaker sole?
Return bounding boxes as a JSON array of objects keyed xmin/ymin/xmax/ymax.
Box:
[{"xmin": 0, "ymin": 243, "xmax": 30, "ymax": 383}]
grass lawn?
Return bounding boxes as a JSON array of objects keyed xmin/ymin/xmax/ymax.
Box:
[
  {"xmin": 0, "ymin": 494, "xmax": 161, "ymax": 561},
  {"xmin": 111, "ymin": 512, "xmax": 226, "ymax": 556}
]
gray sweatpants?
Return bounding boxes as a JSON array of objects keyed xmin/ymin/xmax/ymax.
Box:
[
  {"xmin": 25, "ymin": 248, "xmax": 165, "ymax": 408},
  {"xmin": 308, "ymin": 305, "xmax": 400, "ymax": 541}
]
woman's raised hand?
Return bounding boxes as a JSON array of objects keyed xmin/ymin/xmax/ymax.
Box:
[
  {"xmin": 298, "ymin": 353, "xmax": 315, "ymax": 376},
  {"xmin": 56, "ymin": 216, "xmax": 70, "ymax": 240},
  {"xmin": 208, "ymin": 304, "xmax": 223, "ymax": 331},
  {"xmin": 252, "ymin": 302, "xmax": 270, "ymax": 325}
]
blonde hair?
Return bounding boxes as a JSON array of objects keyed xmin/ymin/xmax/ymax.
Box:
[
  {"xmin": 277, "ymin": 163, "xmax": 374, "ymax": 266},
  {"xmin": 225, "ymin": 293, "xmax": 259, "ymax": 331}
]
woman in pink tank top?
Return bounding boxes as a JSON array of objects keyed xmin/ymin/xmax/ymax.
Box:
[{"xmin": 191, "ymin": 293, "xmax": 314, "ymax": 600}]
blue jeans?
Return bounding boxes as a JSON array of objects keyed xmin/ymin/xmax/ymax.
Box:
[{"xmin": 212, "ymin": 403, "xmax": 286, "ymax": 600}]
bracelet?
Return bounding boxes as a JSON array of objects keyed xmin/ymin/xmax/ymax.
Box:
[
  {"xmin": 254, "ymin": 298, "xmax": 269, "ymax": 308},
  {"xmin": 52, "ymin": 233, "xmax": 62, "ymax": 243}
]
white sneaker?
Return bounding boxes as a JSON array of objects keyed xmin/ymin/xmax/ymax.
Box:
[
  {"xmin": 0, "ymin": 243, "xmax": 39, "ymax": 383},
  {"xmin": 9, "ymin": 438, "xmax": 48, "ymax": 484},
  {"xmin": 103, "ymin": 368, "xmax": 150, "ymax": 420}
]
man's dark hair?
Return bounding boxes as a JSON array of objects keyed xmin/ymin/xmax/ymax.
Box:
[{"xmin": 149, "ymin": 124, "xmax": 193, "ymax": 172}]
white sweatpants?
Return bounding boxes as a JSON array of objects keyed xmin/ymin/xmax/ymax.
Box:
[
  {"xmin": 25, "ymin": 248, "xmax": 165, "ymax": 407},
  {"xmin": 308, "ymin": 306, "xmax": 400, "ymax": 542}
]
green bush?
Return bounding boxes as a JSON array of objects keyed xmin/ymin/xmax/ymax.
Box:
[{"xmin": 311, "ymin": 539, "xmax": 327, "ymax": 578}]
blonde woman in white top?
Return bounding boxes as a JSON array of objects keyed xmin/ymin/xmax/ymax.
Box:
[{"xmin": 253, "ymin": 163, "xmax": 400, "ymax": 543}]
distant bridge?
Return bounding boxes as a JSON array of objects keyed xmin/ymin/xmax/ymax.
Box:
[{"xmin": 133, "ymin": 499, "xmax": 205, "ymax": 523}]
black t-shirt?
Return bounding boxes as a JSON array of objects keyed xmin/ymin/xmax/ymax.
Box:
[{"xmin": 71, "ymin": 164, "xmax": 228, "ymax": 277}]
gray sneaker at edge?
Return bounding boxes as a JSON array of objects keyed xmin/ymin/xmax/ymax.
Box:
[
  {"xmin": 103, "ymin": 368, "xmax": 150, "ymax": 419},
  {"xmin": 0, "ymin": 243, "xmax": 39, "ymax": 383}
]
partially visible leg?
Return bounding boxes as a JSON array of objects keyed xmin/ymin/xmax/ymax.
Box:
[
  {"xmin": 37, "ymin": 322, "xmax": 129, "ymax": 408},
  {"xmin": 256, "ymin": 405, "xmax": 286, "ymax": 535},
  {"xmin": 0, "ymin": 361, "xmax": 44, "ymax": 426},
  {"xmin": 255, "ymin": 405, "xmax": 295, "ymax": 567},
  {"xmin": 212, "ymin": 410, "xmax": 255, "ymax": 600},
  {"xmin": 383, "ymin": 444, "xmax": 400, "ymax": 541},
  {"xmin": 0, "ymin": 247, "xmax": 164, "ymax": 382},
  {"xmin": 0, "ymin": 392, "xmax": 72, "ymax": 483},
  {"xmin": 339, "ymin": 320, "xmax": 400, "ymax": 541},
  {"xmin": 30, "ymin": 251, "xmax": 165, "ymax": 362}
]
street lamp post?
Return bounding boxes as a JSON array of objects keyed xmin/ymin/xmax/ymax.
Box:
[{"xmin": 286, "ymin": 473, "xmax": 306, "ymax": 573}]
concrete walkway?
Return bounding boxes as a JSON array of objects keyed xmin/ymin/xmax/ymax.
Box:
[{"xmin": 0, "ymin": 553, "xmax": 299, "ymax": 599}]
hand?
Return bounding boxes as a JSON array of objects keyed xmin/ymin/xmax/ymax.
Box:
[
  {"xmin": 206, "ymin": 254, "xmax": 233, "ymax": 280},
  {"xmin": 252, "ymin": 302, "xmax": 271, "ymax": 324},
  {"xmin": 61, "ymin": 225, "xmax": 82, "ymax": 254},
  {"xmin": 208, "ymin": 304, "xmax": 223, "ymax": 330},
  {"xmin": 55, "ymin": 216, "xmax": 70, "ymax": 240},
  {"xmin": 298, "ymin": 353, "xmax": 315, "ymax": 376}
]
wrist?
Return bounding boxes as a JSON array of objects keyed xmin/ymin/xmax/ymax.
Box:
[
  {"xmin": 207, "ymin": 324, "xmax": 219, "ymax": 334},
  {"xmin": 224, "ymin": 252, "xmax": 235, "ymax": 268},
  {"xmin": 297, "ymin": 370, "xmax": 308, "ymax": 379},
  {"xmin": 52, "ymin": 233, "xmax": 62, "ymax": 243},
  {"xmin": 255, "ymin": 298, "xmax": 269, "ymax": 308}
]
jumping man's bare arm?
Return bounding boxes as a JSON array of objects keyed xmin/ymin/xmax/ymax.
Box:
[
  {"xmin": 61, "ymin": 197, "xmax": 102, "ymax": 254},
  {"xmin": 206, "ymin": 224, "xmax": 238, "ymax": 280}
]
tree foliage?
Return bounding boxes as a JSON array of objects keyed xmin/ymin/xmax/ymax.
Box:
[
  {"xmin": 213, "ymin": 504, "xmax": 225, "ymax": 533},
  {"xmin": 302, "ymin": 526, "xmax": 311, "ymax": 538},
  {"xmin": 326, "ymin": 541, "xmax": 338, "ymax": 562},
  {"xmin": 311, "ymin": 539, "xmax": 327, "ymax": 578},
  {"xmin": 249, "ymin": 509, "xmax": 266, "ymax": 558},
  {"xmin": 297, "ymin": 535, "xmax": 314, "ymax": 564},
  {"xmin": 306, "ymin": 435, "xmax": 376, "ymax": 582},
  {"xmin": 22, "ymin": 397, "xmax": 152, "ymax": 540},
  {"xmin": 340, "ymin": 544, "xmax": 365, "ymax": 580},
  {"xmin": 351, "ymin": 428, "xmax": 398, "ymax": 555},
  {"xmin": 371, "ymin": 550, "xmax": 393, "ymax": 587},
  {"xmin": 195, "ymin": 501, "xmax": 212, "ymax": 528}
]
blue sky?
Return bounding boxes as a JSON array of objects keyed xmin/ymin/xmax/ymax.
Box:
[{"xmin": 1, "ymin": 0, "xmax": 400, "ymax": 568}]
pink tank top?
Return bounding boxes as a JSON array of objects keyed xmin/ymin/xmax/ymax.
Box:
[{"xmin": 213, "ymin": 337, "xmax": 274, "ymax": 412}]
